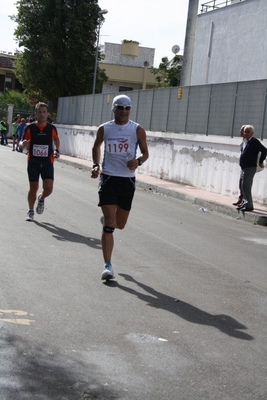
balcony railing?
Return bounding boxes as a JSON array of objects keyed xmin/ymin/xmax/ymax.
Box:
[{"xmin": 201, "ymin": 0, "xmax": 245, "ymax": 13}]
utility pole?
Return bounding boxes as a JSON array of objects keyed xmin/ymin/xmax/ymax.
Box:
[{"xmin": 180, "ymin": 0, "xmax": 199, "ymax": 87}]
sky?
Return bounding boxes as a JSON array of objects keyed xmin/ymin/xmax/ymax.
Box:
[{"xmin": 0, "ymin": 0, "xmax": 193, "ymax": 67}]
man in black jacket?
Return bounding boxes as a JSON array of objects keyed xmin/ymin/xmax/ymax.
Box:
[
  {"xmin": 233, "ymin": 125, "xmax": 246, "ymax": 206},
  {"xmin": 237, "ymin": 125, "xmax": 267, "ymax": 212}
]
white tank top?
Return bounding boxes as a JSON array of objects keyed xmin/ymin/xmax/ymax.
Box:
[{"xmin": 101, "ymin": 120, "xmax": 139, "ymax": 177}]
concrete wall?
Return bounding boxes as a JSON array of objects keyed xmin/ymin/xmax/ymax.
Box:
[
  {"xmin": 56, "ymin": 124, "xmax": 267, "ymax": 205},
  {"xmin": 191, "ymin": 0, "xmax": 267, "ymax": 85}
]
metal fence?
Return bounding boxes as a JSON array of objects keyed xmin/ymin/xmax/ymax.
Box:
[
  {"xmin": 56, "ymin": 79, "xmax": 267, "ymax": 140},
  {"xmin": 1, "ymin": 108, "xmax": 33, "ymax": 121}
]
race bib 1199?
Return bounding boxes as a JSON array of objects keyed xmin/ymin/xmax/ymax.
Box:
[{"xmin": 107, "ymin": 136, "xmax": 130, "ymax": 154}]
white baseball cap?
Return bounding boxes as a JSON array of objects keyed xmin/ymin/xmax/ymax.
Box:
[{"xmin": 112, "ymin": 95, "xmax": 132, "ymax": 112}]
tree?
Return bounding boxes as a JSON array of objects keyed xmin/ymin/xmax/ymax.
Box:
[
  {"xmin": 150, "ymin": 55, "xmax": 183, "ymax": 88},
  {"xmin": 11, "ymin": 0, "xmax": 108, "ymax": 109},
  {"xmin": 0, "ymin": 89, "xmax": 32, "ymax": 114}
]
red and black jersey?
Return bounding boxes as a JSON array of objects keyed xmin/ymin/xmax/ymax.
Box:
[{"xmin": 23, "ymin": 122, "xmax": 58, "ymax": 164}]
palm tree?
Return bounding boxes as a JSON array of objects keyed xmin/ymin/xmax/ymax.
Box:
[{"xmin": 0, "ymin": 89, "xmax": 32, "ymax": 112}]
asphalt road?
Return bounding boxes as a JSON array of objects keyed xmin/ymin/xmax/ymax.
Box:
[{"xmin": 1, "ymin": 145, "xmax": 267, "ymax": 400}]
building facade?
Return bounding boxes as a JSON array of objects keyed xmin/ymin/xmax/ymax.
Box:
[
  {"xmin": 99, "ymin": 41, "xmax": 157, "ymax": 92},
  {"xmin": 188, "ymin": 0, "xmax": 267, "ymax": 85},
  {"xmin": 0, "ymin": 52, "xmax": 22, "ymax": 93}
]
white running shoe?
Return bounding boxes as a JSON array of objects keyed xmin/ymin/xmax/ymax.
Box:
[
  {"xmin": 101, "ymin": 263, "xmax": 115, "ymax": 280},
  {"xmin": 25, "ymin": 210, "xmax": 34, "ymax": 221},
  {"xmin": 36, "ymin": 194, "xmax": 45, "ymax": 214}
]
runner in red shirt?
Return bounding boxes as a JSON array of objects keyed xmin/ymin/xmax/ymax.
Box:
[{"xmin": 19, "ymin": 102, "xmax": 60, "ymax": 221}]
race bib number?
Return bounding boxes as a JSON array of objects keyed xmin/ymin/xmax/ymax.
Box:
[
  {"xmin": 107, "ymin": 136, "xmax": 130, "ymax": 154},
  {"xmin": 33, "ymin": 144, "xmax": 49, "ymax": 157}
]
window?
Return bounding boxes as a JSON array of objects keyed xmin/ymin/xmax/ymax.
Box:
[{"xmin": 119, "ymin": 86, "xmax": 133, "ymax": 92}]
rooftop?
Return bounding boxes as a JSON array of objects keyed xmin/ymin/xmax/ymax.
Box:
[{"xmin": 0, "ymin": 53, "xmax": 17, "ymax": 69}]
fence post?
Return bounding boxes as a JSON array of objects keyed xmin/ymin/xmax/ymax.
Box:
[
  {"xmin": 205, "ymin": 84, "xmax": 212, "ymax": 136},
  {"xmin": 166, "ymin": 88, "xmax": 172, "ymax": 133},
  {"xmin": 184, "ymin": 85, "xmax": 191, "ymax": 134},
  {"xmin": 149, "ymin": 89, "xmax": 155, "ymax": 131},
  {"xmin": 136, "ymin": 90, "xmax": 141, "ymax": 125},
  {"xmin": 260, "ymin": 80, "xmax": 267, "ymax": 140},
  {"xmin": 230, "ymin": 82, "xmax": 238, "ymax": 138}
]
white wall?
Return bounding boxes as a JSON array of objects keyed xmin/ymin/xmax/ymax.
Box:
[
  {"xmin": 191, "ymin": 0, "xmax": 267, "ymax": 85},
  {"xmin": 7, "ymin": 104, "xmax": 14, "ymax": 137},
  {"xmin": 56, "ymin": 124, "xmax": 267, "ymax": 204}
]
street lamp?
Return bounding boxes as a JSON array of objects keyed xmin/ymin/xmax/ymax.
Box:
[{"xmin": 92, "ymin": 9, "xmax": 108, "ymax": 95}]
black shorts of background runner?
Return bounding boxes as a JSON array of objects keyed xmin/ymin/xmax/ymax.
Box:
[{"xmin": 27, "ymin": 162, "xmax": 54, "ymax": 182}]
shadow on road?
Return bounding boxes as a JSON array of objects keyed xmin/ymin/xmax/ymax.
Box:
[
  {"xmin": 0, "ymin": 334, "xmax": 120, "ymax": 400},
  {"xmin": 117, "ymin": 274, "xmax": 254, "ymax": 341},
  {"xmin": 33, "ymin": 221, "xmax": 101, "ymax": 249}
]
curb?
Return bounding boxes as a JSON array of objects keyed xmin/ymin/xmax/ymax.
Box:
[
  {"xmin": 137, "ymin": 181, "xmax": 267, "ymax": 227},
  {"xmin": 58, "ymin": 158, "xmax": 267, "ymax": 227}
]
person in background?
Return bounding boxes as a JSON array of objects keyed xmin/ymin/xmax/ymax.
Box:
[
  {"xmin": 12, "ymin": 116, "xmax": 20, "ymax": 151},
  {"xmin": 19, "ymin": 102, "xmax": 60, "ymax": 221},
  {"xmin": 0, "ymin": 116, "xmax": 8, "ymax": 146},
  {"xmin": 16, "ymin": 118, "xmax": 26, "ymax": 152},
  {"xmin": 236, "ymin": 125, "xmax": 267, "ymax": 212},
  {"xmin": 232, "ymin": 125, "xmax": 246, "ymax": 206},
  {"xmin": 91, "ymin": 94, "xmax": 149, "ymax": 281}
]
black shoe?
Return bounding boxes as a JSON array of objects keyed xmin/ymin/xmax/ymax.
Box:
[
  {"xmin": 239, "ymin": 206, "xmax": 254, "ymax": 212},
  {"xmin": 233, "ymin": 199, "xmax": 243, "ymax": 206},
  {"xmin": 236, "ymin": 200, "xmax": 248, "ymax": 210}
]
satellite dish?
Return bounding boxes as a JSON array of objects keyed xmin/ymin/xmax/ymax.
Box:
[{"xmin": 172, "ymin": 45, "xmax": 180, "ymax": 55}]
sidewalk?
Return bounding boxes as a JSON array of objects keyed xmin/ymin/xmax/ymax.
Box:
[{"xmin": 58, "ymin": 154, "xmax": 267, "ymax": 227}]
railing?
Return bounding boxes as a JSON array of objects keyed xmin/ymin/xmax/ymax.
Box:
[{"xmin": 200, "ymin": 0, "xmax": 244, "ymax": 13}]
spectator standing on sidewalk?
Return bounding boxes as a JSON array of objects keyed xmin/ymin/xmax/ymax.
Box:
[
  {"xmin": 12, "ymin": 116, "xmax": 20, "ymax": 151},
  {"xmin": 232, "ymin": 125, "xmax": 246, "ymax": 206},
  {"xmin": 236, "ymin": 125, "xmax": 267, "ymax": 212},
  {"xmin": 0, "ymin": 116, "xmax": 8, "ymax": 146},
  {"xmin": 91, "ymin": 94, "xmax": 149, "ymax": 281},
  {"xmin": 19, "ymin": 102, "xmax": 60, "ymax": 221},
  {"xmin": 16, "ymin": 118, "xmax": 26, "ymax": 152}
]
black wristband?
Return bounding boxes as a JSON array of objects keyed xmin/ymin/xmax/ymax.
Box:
[
  {"xmin": 93, "ymin": 163, "xmax": 100, "ymax": 169},
  {"xmin": 55, "ymin": 149, "xmax": 60, "ymax": 153}
]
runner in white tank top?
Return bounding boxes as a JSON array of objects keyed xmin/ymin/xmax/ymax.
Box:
[
  {"xmin": 101, "ymin": 119, "xmax": 139, "ymax": 178},
  {"xmin": 91, "ymin": 95, "xmax": 149, "ymax": 281}
]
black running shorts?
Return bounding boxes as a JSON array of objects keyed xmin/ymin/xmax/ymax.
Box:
[
  {"xmin": 98, "ymin": 174, "xmax": 136, "ymax": 211},
  {"xmin": 27, "ymin": 162, "xmax": 54, "ymax": 182}
]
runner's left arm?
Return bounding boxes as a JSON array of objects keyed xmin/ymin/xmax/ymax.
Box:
[
  {"xmin": 53, "ymin": 128, "xmax": 60, "ymax": 158},
  {"xmin": 127, "ymin": 125, "xmax": 149, "ymax": 170}
]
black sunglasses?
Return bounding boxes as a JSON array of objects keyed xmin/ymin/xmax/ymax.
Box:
[{"xmin": 116, "ymin": 105, "xmax": 131, "ymax": 110}]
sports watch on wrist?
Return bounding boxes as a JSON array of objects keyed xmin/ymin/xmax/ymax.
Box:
[{"xmin": 138, "ymin": 158, "xmax": 143, "ymax": 166}]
